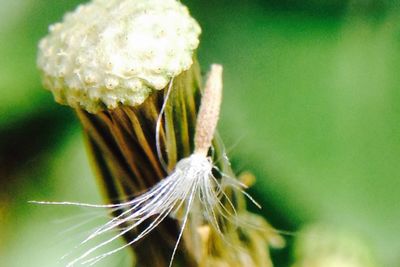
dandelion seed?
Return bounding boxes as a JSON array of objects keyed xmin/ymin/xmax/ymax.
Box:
[{"xmin": 33, "ymin": 65, "xmax": 251, "ymax": 266}]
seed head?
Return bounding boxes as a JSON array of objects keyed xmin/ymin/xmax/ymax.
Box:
[{"xmin": 37, "ymin": 0, "xmax": 201, "ymax": 113}]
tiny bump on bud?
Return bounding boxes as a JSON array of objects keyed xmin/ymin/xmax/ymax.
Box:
[
  {"xmin": 147, "ymin": 75, "xmax": 169, "ymax": 90},
  {"xmin": 105, "ymin": 61, "xmax": 114, "ymax": 71},
  {"xmin": 124, "ymin": 65, "xmax": 140, "ymax": 76},
  {"xmin": 102, "ymin": 95, "xmax": 118, "ymax": 109},
  {"xmin": 49, "ymin": 23, "xmax": 62, "ymax": 33},
  {"xmin": 124, "ymin": 79, "xmax": 142, "ymax": 91},
  {"xmin": 88, "ymin": 89, "xmax": 100, "ymax": 99},
  {"xmin": 56, "ymin": 67, "xmax": 67, "ymax": 78},
  {"xmin": 105, "ymin": 77, "xmax": 119, "ymax": 90},
  {"xmin": 38, "ymin": 39, "xmax": 48, "ymax": 50},
  {"xmin": 84, "ymin": 72, "xmax": 97, "ymax": 85},
  {"xmin": 75, "ymin": 56, "xmax": 85, "ymax": 66}
]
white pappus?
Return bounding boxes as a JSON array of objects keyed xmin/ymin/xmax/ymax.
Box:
[{"xmin": 32, "ymin": 64, "xmax": 257, "ymax": 267}]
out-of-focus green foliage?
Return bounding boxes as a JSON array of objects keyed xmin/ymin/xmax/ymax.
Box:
[
  {"xmin": 189, "ymin": 1, "xmax": 400, "ymax": 265},
  {"xmin": 0, "ymin": 0, "xmax": 399, "ymax": 267},
  {"xmin": 292, "ymin": 224, "xmax": 377, "ymax": 267},
  {"xmin": 0, "ymin": 0, "xmax": 84, "ymax": 126}
]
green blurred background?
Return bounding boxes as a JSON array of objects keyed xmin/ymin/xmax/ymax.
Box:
[{"xmin": 1, "ymin": 0, "xmax": 399, "ymax": 266}]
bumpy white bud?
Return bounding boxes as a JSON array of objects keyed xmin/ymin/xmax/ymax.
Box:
[{"xmin": 37, "ymin": 0, "xmax": 201, "ymax": 113}]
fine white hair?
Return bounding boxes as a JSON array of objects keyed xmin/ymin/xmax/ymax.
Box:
[{"xmin": 31, "ymin": 64, "xmax": 258, "ymax": 266}]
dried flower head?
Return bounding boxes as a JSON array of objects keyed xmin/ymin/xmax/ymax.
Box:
[
  {"xmin": 37, "ymin": 0, "xmax": 201, "ymax": 113},
  {"xmin": 35, "ymin": 0, "xmax": 281, "ymax": 266}
]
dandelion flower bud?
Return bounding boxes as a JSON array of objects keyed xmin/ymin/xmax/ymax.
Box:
[{"xmin": 37, "ymin": 0, "xmax": 201, "ymax": 113}]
